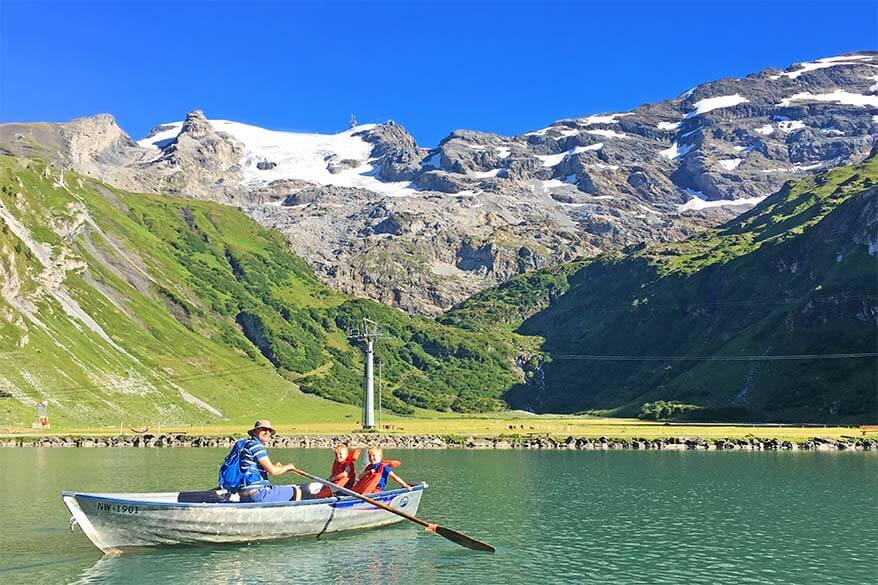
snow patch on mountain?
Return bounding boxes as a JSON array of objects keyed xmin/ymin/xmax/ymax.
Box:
[
  {"xmin": 527, "ymin": 112, "xmax": 630, "ymax": 136},
  {"xmin": 768, "ymin": 54, "xmax": 875, "ymax": 80},
  {"xmin": 137, "ymin": 122, "xmax": 183, "ymax": 149},
  {"xmin": 760, "ymin": 163, "xmax": 823, "ymax": 173},
  {"xmin": 778, "ymin": 120, "xmax": 806, "ymax": 133},
  {"xmin": 538, "ymin": 144, "xmax": 603, "ymax": 167},
  {"xmin": 537, "ymin": 152, "xmax": 568, "ymax": 167},
  {"xmin": 777, "ymin": 90, "xmax": 878, "ymax": 108},
  {"xmin": 585, "ymin": 129, "xmax": 628, "ymax": 138},
  {"xmin": 684, "ymin": 94, "xmax": 749, "ymax": 119},
  {"xmin": 542, "ymin": 179, "xmax": 572, "ymax": 190},
  {"xmin": 659, "ymin": 142, "xmax": 693, "ymax": 160},
  {"xmin": 572, "ymin": 143, "xmax": 603, "ymax": 153},
  {"xmin": 589, "ymin": 162, "xmax": 620, "ymax": 171},
  {"xmin": 579, "ymin": 113, "xmax": 631, "ymax": 125},
  {"xmin": 679, "ymin": 194, "xmax": 766, "ymax": 212},
  {"xmin": 718, "ymin": 158, "xmax": 743, "ymax": 171},
  {"xmin": 527, "ymin": 126, "xmax": 562, "ymax": 137}
]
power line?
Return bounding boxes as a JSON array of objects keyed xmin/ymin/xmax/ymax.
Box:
[
  {"xmin": 548, "ymin": 352, "xmax": 878, "ymax": 362},
  {"xmin": 541, "ymin": 294, "xmax": 878, "ymax": 315},
  {"xmin": 0, "ymin": 363, "xmax": 270, "ymax": 397}
]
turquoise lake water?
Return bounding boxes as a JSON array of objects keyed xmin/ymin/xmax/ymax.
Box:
[{"xmin": 0, "ymin": 448, "xmax": 875, "ymax": 584}]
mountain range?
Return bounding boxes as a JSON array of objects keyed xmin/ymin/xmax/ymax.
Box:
[
  {"xmin": 2, "ymin": 52, "xmax": 876, "ymax": 315},
  {"xmin": 0, "ymin": 52, "xmax": 875, "ymax": 425}
]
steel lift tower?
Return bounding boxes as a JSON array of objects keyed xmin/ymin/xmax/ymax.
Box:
[{"xmin": 349, "ymin": 318, "xmax": 387, "ymax": 430}]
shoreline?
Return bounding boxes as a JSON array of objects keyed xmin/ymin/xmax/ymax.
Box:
[{"xmin": 1, "ymin": 433, "xmax": 875, "ymax": 451}]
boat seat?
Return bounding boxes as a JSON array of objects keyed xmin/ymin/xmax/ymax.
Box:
[{"xmin": 176, "ymin": 489, "xmax": 232, "ymax": 503}]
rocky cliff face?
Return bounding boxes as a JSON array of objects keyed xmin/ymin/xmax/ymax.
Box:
[
  {"xmin": 2, "ymin": 53, "xmax": 876, "ymax": 314},
  {"xmin": 150, "ymin": 110, "xmax": 245, "ymax": 200}
]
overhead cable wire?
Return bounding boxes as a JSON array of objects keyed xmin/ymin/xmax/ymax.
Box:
[
  {"xmin": 548, "ymin": 352, "xmax": 878, "ymax": 362},
  {"xmin": 3, "ymin": 363, "xmax": 270, "ymax": 397}
]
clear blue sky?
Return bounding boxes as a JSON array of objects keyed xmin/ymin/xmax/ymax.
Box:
[{"xmin": 1, "ymin": 1, "xmax": 875, "ymax": 146}]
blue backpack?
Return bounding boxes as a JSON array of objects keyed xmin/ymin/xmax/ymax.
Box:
[{"xmin": 218, "ymin": 439, "xmax": 249, "ymax": 492}]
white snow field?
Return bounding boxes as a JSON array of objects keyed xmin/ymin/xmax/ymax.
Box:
[{"xmin": 139, "ymin": 119, "xmax": 420, "ymax": 196}]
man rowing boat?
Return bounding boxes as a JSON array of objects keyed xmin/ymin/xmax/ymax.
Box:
[{"xmin": 235, "ymin": 420, "xmax": 300, "ymax": 502}]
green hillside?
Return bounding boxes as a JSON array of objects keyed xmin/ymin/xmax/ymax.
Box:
[
  {"xmin": 445, "ymin": 155, "xmax": 878, "ymax": 423},
  {"xmin": 0, "ymin": 156, "xmax": 523, "ymax": 427},
  {"xmin": 439, "ymin": 259, "xmax": 591, "ymax": 331}
]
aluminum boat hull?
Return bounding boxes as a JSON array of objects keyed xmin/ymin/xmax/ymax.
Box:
[{"xmin": 62, "ymin": 483, "xmax": 426, "ymax": 554}]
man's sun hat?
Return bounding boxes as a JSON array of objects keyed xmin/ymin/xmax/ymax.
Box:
[{"xmin": 248, "ymin": 420, "xmax": 277, "ymax": 436}]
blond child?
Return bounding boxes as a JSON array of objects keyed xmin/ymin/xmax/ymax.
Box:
[{"xmin": 351, "ymin": 446, "xmax": 412, "ymax": 495}]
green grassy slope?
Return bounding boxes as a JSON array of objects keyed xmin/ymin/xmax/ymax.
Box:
[
  {"xmin": 438, "ymin": 259, "xmax": 591, "ymax": 331},
  {"xmin": 0, "ymin": 157, "xmax": 523, "ymax": 427},
  {"xmin": 445, "ymin": 155, "xmax": 878, "ymax": 422}
]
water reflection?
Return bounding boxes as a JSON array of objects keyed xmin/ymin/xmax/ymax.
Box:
[{"xmin": 69, "ymin": 525, "xmax": 434, "ymax": 585}]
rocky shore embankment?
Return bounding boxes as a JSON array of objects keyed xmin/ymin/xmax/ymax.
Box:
[{"xmin": 1, "ymin": 434, "xmax": 875, "ymax": 451}]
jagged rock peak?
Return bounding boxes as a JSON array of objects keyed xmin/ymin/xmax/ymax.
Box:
[
  {"xmin": 68, "ymin": 113, "xmax": 120, "ymax": 127},
  {"xmin": 64, "ymin": 113, "xmax": 129, "ymax": 142},
  {"xmin": 357, "ymin": 121, "xmax": 418, "ymax": 151},
  {"xmin": 61, "ymin": 113, "xmax": 136, "ymax": 161},
  {"xmin": 357, "ymin": 121, "xmax": 426, "ymax": 182},
  {"xmin": 179, "ymin": 109, "xmax": 215, "ymax": 139}
]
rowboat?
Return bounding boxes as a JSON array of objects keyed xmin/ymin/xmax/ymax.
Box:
[{"xmin": 63, "ymin": 483, "xmax": 427, "ymax": 554}]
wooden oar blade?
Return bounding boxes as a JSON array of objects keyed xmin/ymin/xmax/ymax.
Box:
[{"xmin": 435, "ymin": 526, "xmax": 496, "ymax": 553}]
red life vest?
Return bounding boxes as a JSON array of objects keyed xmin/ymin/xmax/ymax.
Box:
[
  {"xmin": 317, "ymin": 449, "xmax": 361, "ymax": 498},
  {"xmin": 331, "ymin": 449, "xmax": 360, "ymax": 489},
  {"xmin": 351, "ymin": 460, "xmax": 400, "ymax": 495}
]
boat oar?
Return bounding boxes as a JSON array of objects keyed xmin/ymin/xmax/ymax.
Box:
[{"xmin": 291, "ymin": 468, "xmax": 495, "ymax": 553}]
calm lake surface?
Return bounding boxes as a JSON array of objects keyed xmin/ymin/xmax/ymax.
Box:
[{"xmin": 1, "ymin": 448, "xmax": 875, "ymax": 584}]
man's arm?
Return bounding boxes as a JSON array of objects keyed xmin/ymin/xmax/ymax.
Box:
[{"xmin": 257, "ymin": 456, "xmax": 296, "ymax": 476}]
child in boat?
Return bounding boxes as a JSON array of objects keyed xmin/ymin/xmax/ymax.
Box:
[
  {"xmin": 329, "ymin": 443, "xmax": 360, "ymax": 489},
  {"xmin": 316, "ymin": 443, "xmax": 361, "ymax": 498},
  {"xmin": 351, "ymin": 446, "xmax": 413, "ymax": 495}
]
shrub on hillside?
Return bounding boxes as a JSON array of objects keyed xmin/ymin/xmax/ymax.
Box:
[{"xmin": 638, "ymin": 401, "xmax": 700, "ymax": 420}]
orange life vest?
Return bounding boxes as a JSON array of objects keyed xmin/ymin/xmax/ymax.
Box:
[
  {"xmin": 351, "ymin": 460, "xmax": 400, "ymax": 495},
  {"xmin": 331, "ymin": 449, "xmax": 360, "ymax": 489},
  {"xmin": 317, "ymin": 449, "xmax": 361, "ymax": 498}
]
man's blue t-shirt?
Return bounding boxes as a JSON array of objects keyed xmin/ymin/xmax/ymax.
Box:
[{"xmin": 240, "ymin": 438, "xmax": 269, "ymax": 490}]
